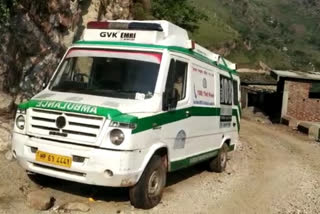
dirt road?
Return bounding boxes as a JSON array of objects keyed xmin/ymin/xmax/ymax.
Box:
[{"xmin": 1, "ymin": 119, "xmax": 320, "ymax": 214}]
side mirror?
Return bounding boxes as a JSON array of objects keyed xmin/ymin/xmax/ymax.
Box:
[
  {"xmin": 162, "ymin": 88, "xmax": 179, "ymax": 111},
  {"xmin": 42, "ymin": 74, "xmax": 50, "ymax": 89}
]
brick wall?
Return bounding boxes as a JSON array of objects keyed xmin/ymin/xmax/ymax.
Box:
[{"xmin": 286, "ymin": 80, "xmax": 320, "ymax": 121}]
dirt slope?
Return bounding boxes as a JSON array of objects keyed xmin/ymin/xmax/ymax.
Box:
[{"xmin": 0, "ymin": 119, "xmax": 320, "ymax": 214}]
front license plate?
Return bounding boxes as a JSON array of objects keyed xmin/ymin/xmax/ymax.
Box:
[{"xmin": 36, "ymin": 151, "xmax": 72, "ymax": 168}]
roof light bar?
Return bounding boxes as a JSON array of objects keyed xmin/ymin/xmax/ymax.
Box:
[
  {"xmin": 87, "ymin": 21, "xmax": 109, "ymax": 29},
  {"xmin": 109, "ymin": 22, "xmax": 129, "ymax": 29},
  {"xmin": 129, "ymin": 22, "xmax": 163, "ymax": 31},
  {"xmin": 87, "ymin": 21, "xmax": 163, "ymax": 31},
  {"xmin": 186, "ymin": 40, "xmax": 196, "ymax": 50}
]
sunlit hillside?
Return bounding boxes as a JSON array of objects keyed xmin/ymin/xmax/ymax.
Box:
[{"xmin": 192, "ymin": 0, "xmax": 320, "ymax": 71}]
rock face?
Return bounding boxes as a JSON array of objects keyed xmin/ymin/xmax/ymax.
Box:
[
  {"xmin": 0, "ymin": 92, "xmax": 14, "ymax": 114},
  {"xmin": 0, "ymin": 0, "xmax": 133, "ymax": 112},
  {"xmin": 101, "ymin": 0, "xmax": 133, "ymax": 20},
  {"xmin": 26, "ymin": 190, "xmax": 54, "ymax": 210}
]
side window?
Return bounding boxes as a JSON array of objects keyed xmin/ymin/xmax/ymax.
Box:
[
  {"xmin": 220, "ymin": 75, "xmax": 233, "ymax": 105},
  {"xmin": 233, "ymin": 80, "xmax": 239, "ymax": 105},
  {"xmin": 165, "ymin": 59, "xmax": 188, "ymax": 101},
  {"xmin": 174, "ymin": 60, "xmax": 188, "ymax": 101},
  {"xmin": 164, "ymin": 59, "xmax": 176, "ymax": 94},
  {"xmin": 309, "ymin": 82, "xmax": 320, "ymax": 99}
]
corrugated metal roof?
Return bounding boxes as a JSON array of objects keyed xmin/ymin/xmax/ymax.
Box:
[
  {"xmin": 239, "ymin": 72, "xmax": 277, "ymax": 85},
  {"xmin": 271, "ymin": 70, "xmax": 320, "ymax": 81}
]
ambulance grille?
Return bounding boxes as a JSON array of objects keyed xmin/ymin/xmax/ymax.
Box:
[{"xmin": 28, "ymin": 108, "xmax": 105, "ymax": 145}]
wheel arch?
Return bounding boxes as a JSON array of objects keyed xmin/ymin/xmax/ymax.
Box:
[
  {"xmin": 136, "ymin": 143, "xmax": 169, "ymax": 182},
  {"xmin": 221, "ymin": 136, "xmax": 236, "ymax": 152},
  {"xmin": 224, "ymin": 138, "xmax": 231, "ymax": 147}
]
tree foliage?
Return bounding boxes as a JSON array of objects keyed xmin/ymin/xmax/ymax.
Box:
[
  {"xmin": 0, "ymin": 0, "xmax": 17, "ymax": 30},
  {"xmin": 0, "ymin": 0, "xmax": 10, "ymax": 27},
  {"xmin": 150, "ymin": 0, "xmax": 208, "ymax": 33}
]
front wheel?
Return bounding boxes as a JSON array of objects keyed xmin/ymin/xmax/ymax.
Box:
[
  {"xmin": 208, "ymin": 143, "xmax": 228, "ymax": 173},
  {"xmin": 129, "ymin": 155, "xmax": 166, "ymax": 209}
]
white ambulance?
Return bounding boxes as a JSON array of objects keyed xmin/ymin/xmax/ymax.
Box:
[{"xmin": 12, "ymin": 20, "xmax": 241, "ymax": 209}]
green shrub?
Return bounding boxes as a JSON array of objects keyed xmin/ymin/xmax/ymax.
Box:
[
  {"xmin": 0, "ymin": 1, "xmax": 10, "ymax": 27},
  {"xmin": 151, "ymin": 0, "xmax": 208, "ymax": 33}
]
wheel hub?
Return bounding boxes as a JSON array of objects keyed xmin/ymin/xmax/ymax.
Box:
[
  {"xmin": 221, "ymin": 152, "xmax": 227, "ymax": 168},
  {"xmin": 148, "ymin": 170, "xmax": 161, "ymax": 196}
]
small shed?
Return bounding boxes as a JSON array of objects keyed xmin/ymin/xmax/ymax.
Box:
[
  {"xmin": 271, "ymin": 70, "xmax": 320, "ymax": 122},
  {"xmin": 239, "ymin": 72, "xmax": 280, "ymax": 122}
]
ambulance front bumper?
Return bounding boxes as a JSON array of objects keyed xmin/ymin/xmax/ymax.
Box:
[{"xmin": 12, "ymin": 133, "xmax": 145, "ymax": 187}]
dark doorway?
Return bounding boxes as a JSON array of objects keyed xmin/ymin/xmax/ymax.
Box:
[{"xmin": 247, "ymin": 91, "xmax": 282, "ymax": 123}]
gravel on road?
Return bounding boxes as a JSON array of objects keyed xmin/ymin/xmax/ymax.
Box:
[{"xmin": 0, "ymin": 119, "xmax": 320, "ymax": 214}]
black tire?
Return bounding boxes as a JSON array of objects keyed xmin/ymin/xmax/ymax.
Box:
[
  {"xmin": 208, "ymin": 143, "xmax": 228, "ymax": 173},
  {"xmin": 129, "ymin": 155, "xmax": 167, "ymax": 209}
]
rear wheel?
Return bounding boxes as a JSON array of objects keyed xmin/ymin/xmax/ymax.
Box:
[
  {"xmin": 129, "ymin": 155, "xmax": 166, "ymax": 209},
  {"xmin": 208, "ymin": 143, "xmax": 228, "ymax": 173}
]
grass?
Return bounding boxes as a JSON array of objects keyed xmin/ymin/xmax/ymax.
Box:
[
  {"xmin": 190, "ymin": 0, "xmax": 320, "ymax": 71},
  {"xmin": 192, "ymin": 18, "xmax": 239, "ymax": 48}
]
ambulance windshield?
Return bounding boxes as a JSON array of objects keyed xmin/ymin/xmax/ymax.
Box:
[{"xmin": 49, "ymin": 49, "xmax": 161, "ymax": 99}]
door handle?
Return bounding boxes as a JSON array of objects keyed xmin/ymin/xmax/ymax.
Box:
[
  {"xmin": 186, "ymin": 111, "xmax": 191, "ymax": 117},
  {"xmin": 152, "ymin": 123, "xmax": 162, "ymax": 130}
]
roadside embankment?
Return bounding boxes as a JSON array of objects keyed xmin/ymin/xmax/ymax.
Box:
[{"xmin": 282, "ymin": 115, "xmax": 320, "ymax": 141}]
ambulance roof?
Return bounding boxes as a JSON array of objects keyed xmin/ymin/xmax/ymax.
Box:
[{"xmin": 75, "ymin": 20, "xmax": 237, "ymax": 75}]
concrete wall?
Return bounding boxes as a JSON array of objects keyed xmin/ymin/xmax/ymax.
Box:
[
  {"xmin": 284, "ymin": 80, "xmax": 320, "ymax": 121},
  {"xmin": 241, "ymin": 87, "xmax": 249, "ymax": 108}
]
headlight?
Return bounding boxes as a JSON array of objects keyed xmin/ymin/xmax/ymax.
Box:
[
  {"xmin": 16, "ymin": 115, "xmax": 25, "ymax": 130},
  {"xmin": 110, "ymin": 129, "xmax": 125, "ymax": 145}
]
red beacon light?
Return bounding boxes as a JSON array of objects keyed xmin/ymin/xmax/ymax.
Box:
[
  {"xmin": 186, "ymin": 40, "xmax": 196, "ymax": 50},
  {"xmin": 87, "ymin": 21, "xmax": 163, "ymax": 31},
  {"xmin": 87, "ymin": 21, "xmax": 110, "ymax": 29}
]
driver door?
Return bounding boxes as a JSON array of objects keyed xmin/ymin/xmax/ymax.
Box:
[{"xmin": 160, "ymin": 55, "xmax": 192, "ymax": 170}]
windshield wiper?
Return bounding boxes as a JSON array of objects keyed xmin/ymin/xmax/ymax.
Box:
[
  {"xmin": 52, "ymin": 88, "xmax": 87, "ymax": 93},
  {"xmin": 117, "ymin": 90, "xmax": 155, "ymax": 99},
  {"xmin": 116, "ymin": 89, "xmax": 141, "ymax": 93}
]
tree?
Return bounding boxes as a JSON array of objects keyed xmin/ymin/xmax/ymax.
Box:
[
  {"xmin": 150, "ymin": 0, "xmax": 208, "ymax": 33},
  {"xmin": 0, "ymin": 0, "xmax": 16, "ymax": 30},
  {"xmin": 0, "ymin": 0, "xmax": 10, "ymax": 27}
]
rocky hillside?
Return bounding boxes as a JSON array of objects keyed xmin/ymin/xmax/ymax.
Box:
[
  {"xmin": 0, "ymin": 0, "xmax": 133, "ymax": 113},
  {"xmin": 192, "ymin": 0, "xmax": 320, "ymax": 71}
]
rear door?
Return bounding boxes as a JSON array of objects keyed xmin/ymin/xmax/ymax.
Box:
[{"xmin": 219, "ymin": 75, "xmax": 234, "ymax": 130}]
